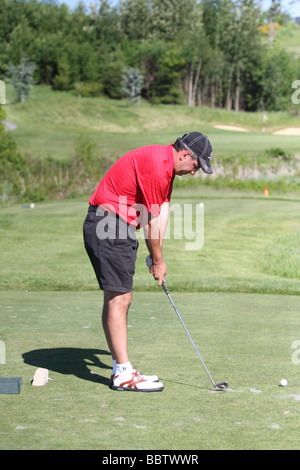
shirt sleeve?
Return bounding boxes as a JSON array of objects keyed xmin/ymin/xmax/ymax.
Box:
[{"xmin": 137, "ymin": 173, "xmax": 170, "ymax": 217}]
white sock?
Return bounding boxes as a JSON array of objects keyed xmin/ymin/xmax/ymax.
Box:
[
  {"xmin": 112, "ymin": 359, "xmax": 116, "ymax": 375},
  {"xmin": 116, "ymin": 361, "xmax": 133, "ymax": 377}
]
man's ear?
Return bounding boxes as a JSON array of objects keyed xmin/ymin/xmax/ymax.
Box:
[{"xmin": 179, "ymin": 149, "xmax": 190, "ymax": 160}]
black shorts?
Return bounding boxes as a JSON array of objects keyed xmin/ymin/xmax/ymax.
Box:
[{"xmin": 83, "ymin": 206, "xmax": 139, "ymax": 293}]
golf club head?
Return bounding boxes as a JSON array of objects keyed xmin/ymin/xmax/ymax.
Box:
[{"xmin": 215, "ymin": 381, "xmax": 228, "ymax": 391}]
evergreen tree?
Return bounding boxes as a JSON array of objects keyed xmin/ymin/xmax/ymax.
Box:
[
  {"xmin": 6, "ymin": 54, "xmax": 35, "ymax": 103},
  {"xmin": 121, "ymin": 67, "xmax": 144, "ymax": 105}
]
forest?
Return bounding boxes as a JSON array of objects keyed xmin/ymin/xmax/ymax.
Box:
[{"xmin": 1, "ymin": 0, "xmax": 299, "ymax": 112}]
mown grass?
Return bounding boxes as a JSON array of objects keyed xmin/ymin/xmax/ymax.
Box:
[
  {"xmin": 0, "ymin": 190, "xmax": 299, "ymax": 294},
  {"xmin": 1, "ymin": 188, "xmax": 299, "ymax": 451},
  {"xmin": 0, "ymin": 290, "xmax": 299, "ymax": 450},
  {"xmin": 276, "ymin": 22, "xmax": 300, "ymax": 57},
  {"xmin": 4, "ymin": 85, "xmax": 300, "ymax": 162}
]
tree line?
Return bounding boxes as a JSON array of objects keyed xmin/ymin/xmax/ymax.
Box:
[{"xmin": 0, "ymin": 0, "xmax": 299, "ymax": 111}]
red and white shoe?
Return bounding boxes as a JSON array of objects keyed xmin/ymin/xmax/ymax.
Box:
[
  {"xmin": 110, "ymin": 367, "xmax": 159, "ymax": 388},
  {"xmin": 132, "ymin": 367, "xmax": 159, "ymax": 382},
  {"xmin": 111, "ymin": 370, "xmax": 164, "ymax": 392}
]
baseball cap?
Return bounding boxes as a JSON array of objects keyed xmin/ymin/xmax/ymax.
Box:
[{"xmin": 178, "ymin": 132, "xmax": 213, "ymax": 174}]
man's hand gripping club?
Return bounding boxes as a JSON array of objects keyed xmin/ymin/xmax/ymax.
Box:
[{"xmin": 147, "ymin": 256, "xmax": 167, "ymax": 286}]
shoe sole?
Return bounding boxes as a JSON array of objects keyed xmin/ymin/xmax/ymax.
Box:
[{"xmin": 111, "ymin": 384, "xmax": 164, "ymax": 392}]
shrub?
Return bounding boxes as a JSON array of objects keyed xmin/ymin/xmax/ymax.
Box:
[
  {"xmin": 264, "ymin": 147, "xmax": 292, "ymax": 161},
  {"xmin": 0, "ymin": 133, "xmax": 107, "ymax": 202},
  {"xmin": 73, "ymin": 81, "xmax": 103, "ymax": 98}
]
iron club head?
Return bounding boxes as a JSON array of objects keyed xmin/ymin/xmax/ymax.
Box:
[{"xmin": 215, "ymin": 381, "xmax": 228, "ymax": 391}]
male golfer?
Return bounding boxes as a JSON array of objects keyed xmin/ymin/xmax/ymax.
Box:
[{"xmin": 83, "ymin": 132, "xmax": 213, "ymax": 392}]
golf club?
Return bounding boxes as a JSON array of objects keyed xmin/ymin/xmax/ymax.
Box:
[{"xmin": 146, "ymin": 255, "xmax": 228, "ymax": 391}]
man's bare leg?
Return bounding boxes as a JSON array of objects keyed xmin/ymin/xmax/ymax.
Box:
[
  {"xmin": 102, "ymin": 290, "xmax": 163, "ymax": 391},
  {"xmin": 102, "ymin": 290, "xmax": 132, "ymax": 364}
]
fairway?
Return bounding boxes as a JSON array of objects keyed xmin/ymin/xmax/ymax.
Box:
[
  {"xmin": 0, "ymin": 290, "xmax": 299, "ymax": 450},
  {"xmin": 5, "ymin": 86, "xmax": 300, "ymax": 160},
  {"xmin": 1, "ymin": 193, "xmax": 300, "ymax": 295},
  {"xmin": 0, "ymin": 192, "xmax": 300, "ymax": 450}
]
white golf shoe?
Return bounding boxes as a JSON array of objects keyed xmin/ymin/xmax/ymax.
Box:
[
  {"xmin": 111, "ymin": 369, "xmax": 164, "ymax": 392},
  {"xmin": 110, "ymin": 366, "xmax": 159, "ymax": 387},
  {"xmin": 132, "ymin": 367, "xmax": 159, "ymax": 382}
]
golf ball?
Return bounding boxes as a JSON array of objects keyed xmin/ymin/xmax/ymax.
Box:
[{"xmin": 280, "ymin": 379, "xmax": 288, "ymax": 387}]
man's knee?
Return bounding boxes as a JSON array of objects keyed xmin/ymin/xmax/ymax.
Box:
[{"xmin": 104, "ymin": 290, "xmax": 132, "ymax": 309}]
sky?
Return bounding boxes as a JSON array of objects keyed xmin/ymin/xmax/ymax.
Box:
[
  {"xmin": 262, "ymin": 0, "xmax": 300, "ymax": 17},
  {"xmin": 56, "ymin": 0, "xmax": 300, "ymax": 18}
]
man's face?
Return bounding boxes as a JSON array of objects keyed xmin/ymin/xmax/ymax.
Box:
[{"xmin": 174, "ymin": 151, "xmax": 199, "ymax": 176}]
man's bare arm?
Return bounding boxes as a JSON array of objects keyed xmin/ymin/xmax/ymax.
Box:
[{"xmin": 144, "ymin": 202, "xmax": 169, "ymax": 285}]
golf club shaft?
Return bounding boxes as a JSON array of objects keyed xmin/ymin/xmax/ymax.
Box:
[
  {"xmin": 161, "ymin": 280, "xmax": 217, "ymax": 388},
  {"xmin": 145, "ymin": 255, "xmax": 224, "ymax": 388}
]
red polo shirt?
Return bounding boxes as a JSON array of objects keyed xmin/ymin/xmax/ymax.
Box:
[{"xmin": 89, "ymin": 144, "xmax": 175, "ymax": 227}]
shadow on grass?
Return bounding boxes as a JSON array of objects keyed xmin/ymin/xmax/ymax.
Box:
[{"xmin": 22, "ymin": 348, "xmax": 111, "ymax": 387}]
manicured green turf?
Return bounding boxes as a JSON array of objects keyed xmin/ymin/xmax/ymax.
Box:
[
  {"xmin": 0, "ymin": 290, "xmax": 299, "ymax": 450},
  {"xmin": 1, "ymin": 191, "xmax": 300, "ymax": 295},
  {"xmin": 4, "ymin": 85, "xmax": 300, "ymax": 161},
  {"xmin": 0, "ymin": 192, "xmax": 299, "ymax": 449}
]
